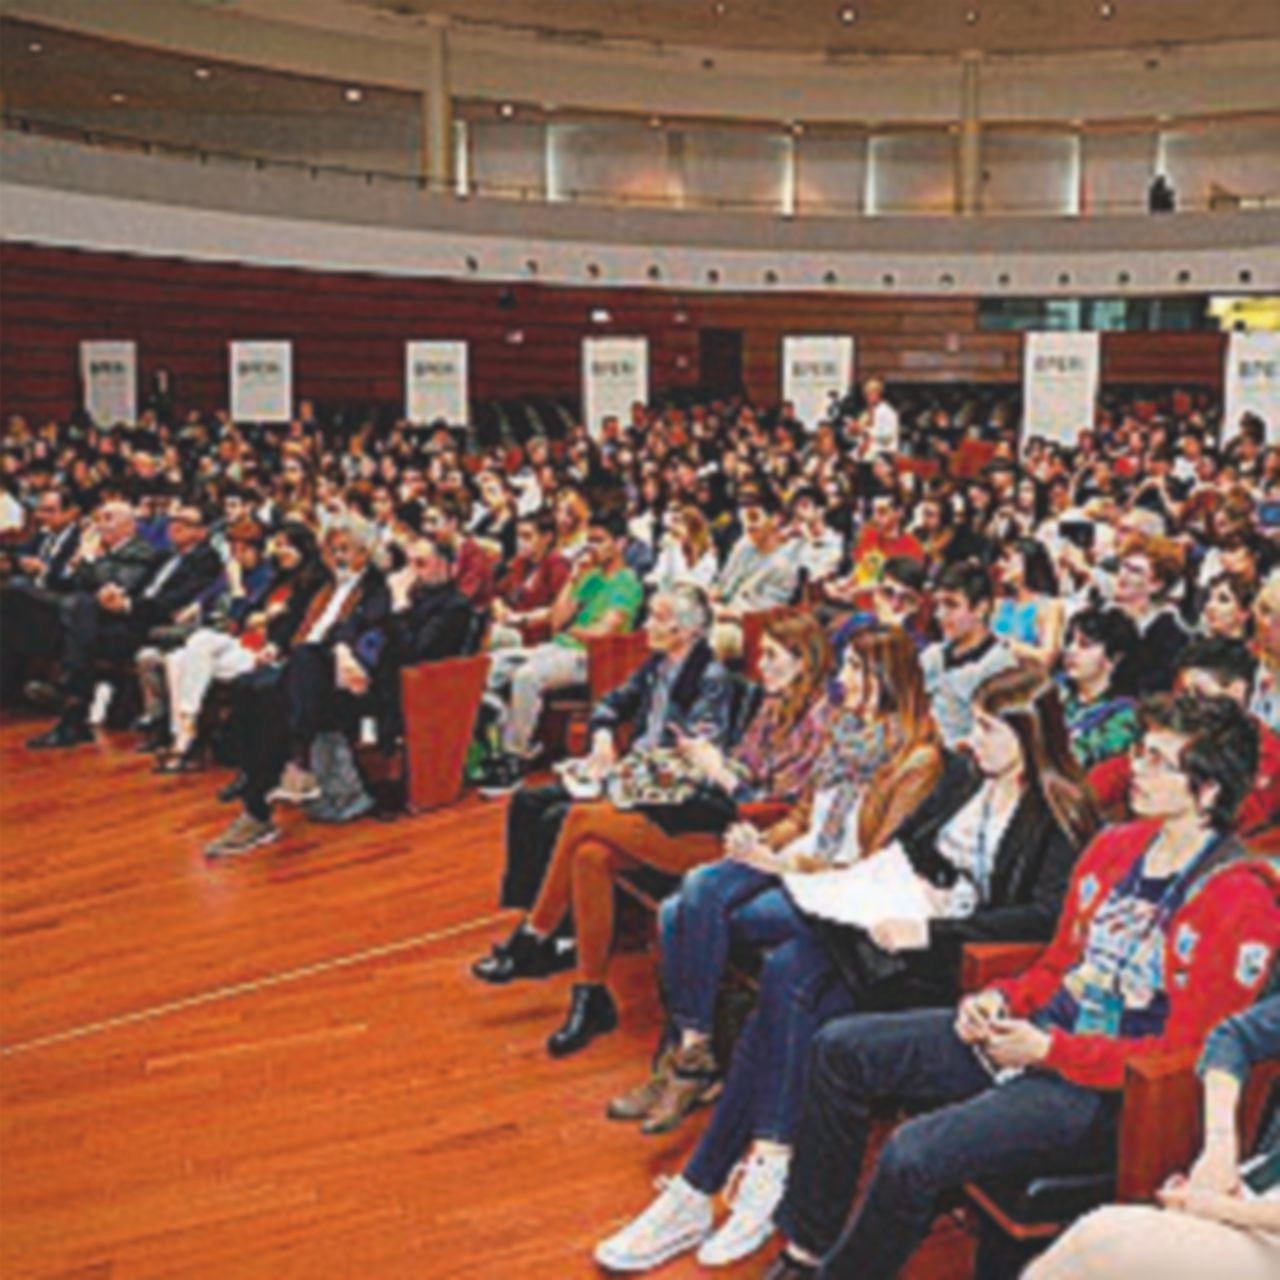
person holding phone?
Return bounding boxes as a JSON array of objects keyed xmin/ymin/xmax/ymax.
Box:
[
  {"xmin": 1025, "ymin": 992, "xmax": 1280, "ymax": 1280},
  {"xmin": 765, "ymin": 694, "xmax": 1276, "ymax": 1280}
]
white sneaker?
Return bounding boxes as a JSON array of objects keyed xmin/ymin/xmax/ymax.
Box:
[
  {"xmin": 695, "ymin": 1150, "xmax": 789, "ymax": 1267},
  {"xmin": 594, "ymin": 1176, "xmax": 713, "ymax": 1273}
]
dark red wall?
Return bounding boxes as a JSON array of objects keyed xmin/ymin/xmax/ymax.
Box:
[{"xmin": 0, "ymin": 241, "xmax": 1226, "ymax": 423}]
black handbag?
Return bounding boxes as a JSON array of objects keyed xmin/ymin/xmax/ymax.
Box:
[{"xmin": 810, "ymin": 916, "xmax": 913, "ymax": 997}]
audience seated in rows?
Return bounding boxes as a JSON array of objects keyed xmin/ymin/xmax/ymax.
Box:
[{"xmin": 1, "ymin": 382, "xmax": 1277, "ymax": 1280}]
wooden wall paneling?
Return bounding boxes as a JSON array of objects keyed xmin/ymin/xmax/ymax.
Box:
[{"xmin": 1101, "ymin": 332, "xmax": 1227, "ymax": 387}]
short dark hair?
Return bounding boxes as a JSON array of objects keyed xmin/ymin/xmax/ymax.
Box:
[
  {"xmin": 1140, "ymin": 693, "xmax": 1260, "ymax": 831},
  {"xmin": 1176, "ymin": 636, "xmax": 1258, "ymax": 696},
  {"xmin": 588, "ymin": 509, "xmax": 629, "ymax": 540},
  {"xmin": 789, "ymin": 486, "xmax": 826, "ymax": 513},
  {"xmin": 935, "ymin": 559, "xmax": 994, "ymax": 608},
  {"xmin": 882, "ymin": 555, "xmax": 926, "ymax": 594},
  {"xmin": 1066, "ymin": 606, "xmax": 1140, "ymax": 667},
  {"xmin": 517, "ymin": 509, "xmax": 557, "ymax": 540},
  {"xmin": 435, "ymin": 493, "xmax": 467, "ymax": 526},
  {"xmin": 741, "ymin": 487, "xmax": 782, "ymax": 519}
]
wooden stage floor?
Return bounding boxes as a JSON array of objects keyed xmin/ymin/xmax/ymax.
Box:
[{"xmin": 0, "ymin": 714, "xmax": 788, "ymax": 1280}]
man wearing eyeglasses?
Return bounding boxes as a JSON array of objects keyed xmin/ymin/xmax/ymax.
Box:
[{"xmin": 1087, "ymin": 636, "xmax": 1279, "ymax": 837}]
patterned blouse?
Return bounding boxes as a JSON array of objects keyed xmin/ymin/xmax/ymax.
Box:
[
  {"xmin": 728, "ymin": 696, "xmax": 828, "ymax": 805},
  {"xmin": 1060, "ymin": 681, "xmax": 1142, "ymax": 772}
]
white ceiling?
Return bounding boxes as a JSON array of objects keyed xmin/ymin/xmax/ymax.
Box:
[{"xmin": 279, "ymin": 0, "xmax": 1280, "ymax": 57}]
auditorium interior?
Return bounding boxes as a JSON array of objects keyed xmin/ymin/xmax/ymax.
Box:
[{"xmin": 1, "ymin": 3, "xmax": 1278, "ymax": 1279}]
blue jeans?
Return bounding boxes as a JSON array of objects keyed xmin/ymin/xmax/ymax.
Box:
[
  {"xmin": 685, "ymin": 929, "xmax": 857, "ymax": 1194},
  {"xmin": 659, "ymin": 860, "xmax": 804, "ymax": 1037},
  {"xmin": 775, "ymin": 1008, "xmax": 1119, "ymax": 1280}
]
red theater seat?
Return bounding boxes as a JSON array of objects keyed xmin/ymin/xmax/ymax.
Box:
[{"xmin": 401, "ymin": 653, "xmax": 491, "ymax": 812}]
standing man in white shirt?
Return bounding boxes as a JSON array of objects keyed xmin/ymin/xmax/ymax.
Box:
[{"xmin": 855, "ymin": 379, "xmax": 901, "ymax": 458}]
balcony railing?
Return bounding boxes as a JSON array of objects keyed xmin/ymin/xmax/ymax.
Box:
[{"xmin": 5, "ymin": 112, "xmax": 1279, "ymax": 220}]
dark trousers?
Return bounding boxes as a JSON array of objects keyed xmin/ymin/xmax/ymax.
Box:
[
  {"xmin": 500, "ymin": 782, "xmax": 575, "ymax": 911},
  {"xmin": 237, "ymin": 644, "xmax": 360, "ymax": 821},
  {"xmin": 59, "ymin": 591, "xmax": 145, "ymax": 721},
  {"xmin": 776, "ymin": 1008, "xmax": 1118, "ymax": 1280},
  {"xmin": 0, "ymin": 581, "xmax": 64, "ymax": 698}
]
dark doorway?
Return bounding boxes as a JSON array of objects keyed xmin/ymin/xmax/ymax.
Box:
[{"xmin": 699, "ymin": 328, "xmax": 744, "ymax": 396}]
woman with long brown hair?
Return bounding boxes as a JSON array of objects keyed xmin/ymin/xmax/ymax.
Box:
[
  {"xmin": 596, "ymin": 659, "xmax": 1096, "ymax": 1274},
  {"xmin": 472, "ymin": 611, "xmax": 835, "ymax": 1050},
  {"xmin": 648, "ymin": 503, "xmax": 719, "ymax": 593}
]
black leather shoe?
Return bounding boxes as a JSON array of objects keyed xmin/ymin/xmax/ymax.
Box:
[
  {"xmin": 217, "ymin": 772, "xmax": 248, "ymax": 803},
  {"xmin": 762, "ymin": 1251, "xmax": 818, "ymax": 1280},
  {"xmin": 547, "ymin": 983, "xmax": 618, "ymax": 1058},
  {"xmin": 27, "ymin": 721, "xmax": 94, "ymax": 750},
  {"xmin": 471, "ymin": 926, "xmax": 568, "ymax": 985},
  {"xmin": 137, "ymin": 729, "xmax": 173, "ymax": 754}
]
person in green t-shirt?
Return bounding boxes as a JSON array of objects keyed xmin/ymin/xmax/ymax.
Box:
[{"xmin": 486, "ymin": 510, "xmax": 642, "ymax": 773}]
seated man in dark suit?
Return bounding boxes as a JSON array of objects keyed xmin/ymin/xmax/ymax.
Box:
[
  {"xmin": 472, "ymin": 582, "xmax": 735, "ymax": 982},
  {"xmin": 26, "ymin": 500, "xmax": 167, "ymax": 748},
  {"xmin": 0, "ymin": 488, "xmax": 81, "ymax": 703},
  {"xmin": 304, "ymin": 535, "xmax": 474, "ymax": 825},
  {"xmin": 205, "ymin": 517, "xmax": 390, "ymax": 857}
]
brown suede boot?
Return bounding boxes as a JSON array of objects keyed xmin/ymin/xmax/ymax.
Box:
[
  {"xmin": 641, "ymin": 1040, "xmax": 721, "ymax": 1136},
  {"xmin": 606, "ymin": 1047, "xmax": 676, "ymax": 1122}
]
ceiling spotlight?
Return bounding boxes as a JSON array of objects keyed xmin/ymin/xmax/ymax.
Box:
[
  {"xmin": 649, "ymin": 115, "xmax": 663, "ymax": 129},
  {"xmin": 498, "ymin": 102, "xmax": 516, "ymax": 118},
  {"xmin": 712, "ymin": 1, "xmax": 728, "ymax": 16},
  {"xmin": 790, "ymin": 121, "xmax": 805, "ymax": 136},
  {"xmin": 965, "ymin": 8, "xmax": 980, "ymax": 24},
  {"xmin": 343, "ymin": 86, "xmax": 364, "ymax": 103},
  {"xmin": 194, "ymin": 66, "xmax": 213, "ymax": 80},
  {"xmin": 1099, "ymin": 1, "xmax": 1115, "ymax": 16},
  {"xmin": 838, "ymin": 6, "xmax": 857, "ymax": 24},
  {"xmin": 27, "ymin": 40, "xmax": 44, "ymax": 54},
  {"xmin": 590, "ymin": 308, "xmax": 612, "ymax": 323},
  {"xmin": 109, "ymin": 91, "xmax": 127, "ymax": 104}
]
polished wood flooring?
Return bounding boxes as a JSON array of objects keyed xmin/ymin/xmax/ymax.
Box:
[{"xmin": 0, "ymin": 715, "xmax": 970, "ymax": 1280}]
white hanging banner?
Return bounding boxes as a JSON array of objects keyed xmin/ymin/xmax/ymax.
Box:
[
  {"xmin": 79, "ymin": 341, "xmax": 137, "ymax": 426},
  {"xmin": 1224, "ymin": 331, "xmax": 1280, "ymax": 445},
  {"xmin": 782, "ymin": 335, "xmax": 855, "ymax": 433},
  {"xmin": 1023, "ymin": 332, "xmax": 1101, "ymax": 450},
  {"xmin": 406, "ymin": 341, "xmax": 469, "ymax": 425},
  {"xmin": 230, "ymin": 341, "xmax": 293, "ymax": 423},
  {"xmin": 582, "ymin": 337, "xmax": 649, "ymax": 438}
]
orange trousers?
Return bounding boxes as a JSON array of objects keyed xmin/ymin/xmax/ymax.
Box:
[{"xmin": 527, "ymin": 803, "xmax": 724, "ymax": 985}]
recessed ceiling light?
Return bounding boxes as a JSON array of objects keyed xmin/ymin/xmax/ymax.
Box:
[
  {"xmin": 649, "ymin": 115, "xmax": 663, "ymax": 128},
  {"xmin": 27, "ymin": 40, "xmax": 44, "ymax": 54},
  {"xmin": 194, "ymin": 66, "xmax": 213, "ymax": 80},
  {"xmin": 711, "ymin": 1, "xmax": 728, "ymax": 16},
  {"xmin": 1099, "ymin": 1, "xmax": 1115, "ymax": 16},
  {"xmin": 498, "ymin": 102, "xmax": 516, "ymax": 118},
  {"xmin": 965, "ymin": 8, "xmax": 980, "ymax": 23},
  {"xmin": 109, "ymin": 92, "xmax": 127, "ymax": 104},
  {"xmin": 344, "ymin": 86, "xmax": 364, "ymax": 103},
  {"xmin": 838, "ymin": 6, "xmax": 857, "ymax": 24}
]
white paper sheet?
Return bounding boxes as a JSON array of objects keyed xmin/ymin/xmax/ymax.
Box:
[{"xmin": 782, "ymin": 842, "xmax": 933, "ymax": 941}]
